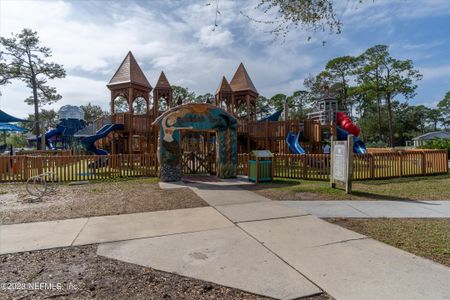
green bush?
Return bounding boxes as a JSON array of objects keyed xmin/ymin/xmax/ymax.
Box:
[
  {"xmin": 219, "ymin": 163, "xmax": 236, "ymax": 179},
  {"xmin": 421, "ymin": 138, "xmax": 450, "ymax": 156}
]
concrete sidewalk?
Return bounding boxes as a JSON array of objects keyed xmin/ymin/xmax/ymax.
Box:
[
  {"xmin": 0, "ymin": 207, "xmax": 234, "ymax": 255},
  {"xmin": 283, "ymin": 200, "xmax": 450, "ymax": 218}
]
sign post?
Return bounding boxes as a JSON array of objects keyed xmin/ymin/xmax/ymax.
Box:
[{"xmin": 330, "ymin": 135, "xmax": 353, "ymax": 194}]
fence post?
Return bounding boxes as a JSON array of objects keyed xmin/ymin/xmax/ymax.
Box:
[
  {"xmin": 421, "ymin": 151, "xmax": 426, "ymax": 175},
  {"xmin": 23, "ymin": 156, "xmax": 29, "ymax": 181},
  {"xmin": 303, "ymin": 155, "xmax": 308, "ymax": 179},
  {"xmin": 398, "ymin": 151, "xmax": 403, "ymax": 177},
  {"xmin": 370, "ymin": 153, "xmax": 375, "ymax": 179}
]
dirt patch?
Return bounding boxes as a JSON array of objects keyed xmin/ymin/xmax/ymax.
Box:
[
  {"xmin": 243, "ymin": 185, "xmax": 332, "ymax": 201},
  {"xmin": 0, "ymin": 245, "xmax": 331, "ymax": 300},
  {"xmin": 0, "ymin": 179, "xmax": 207, "ymax": 225},
  {"xmin": 327, "ymin": 218, "xmax": 450, "ymax": 267}
]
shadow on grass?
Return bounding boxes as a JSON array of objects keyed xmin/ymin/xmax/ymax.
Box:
[
  {"xmin": 350, "ymin": 190, "xmax": 415, "ymax": 202},
  {"xmin": 359, "ymin": 173, "xmax": 450, "ymax": 186}
]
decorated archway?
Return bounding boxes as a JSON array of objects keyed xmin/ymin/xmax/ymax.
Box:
[{"xmin": 152, "ymin": 103, "xmax": 237, "ymax": 182}]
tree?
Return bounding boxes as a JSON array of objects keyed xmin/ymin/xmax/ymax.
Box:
[
  {"xmin": 81, "ymin": 102, "xmax": 105, "ymax": 124},
  {"xmin": 0, "ymin": 28, "xmax": 65, "ymax": 149},
  {"xmin": 269, "ymin": 93, "xmax": 287, "ymax": 114},
  {"xmin": 249, "ymin": 0, "xmax": 342, "ymax": 38},
  {"xmin": 437, "ymin": 91, "xmax": 450, "ymax": 129},
  {"xmin": 113, "ymin": 96, "xmax": 129, "ymax": 113},
  {"xmin": 357, "ymin": 45, "xmax": 422, "ymax": 146},
  {"xmin": 23, "ymin": 109, "xmax": 58, "ymax": 132},
  {"xmin": 287, "ymin": 90, "xmax": 312, "ymax": 119},
  {"xmin": 357, "ymin": 45, "xmax": 389, "ymax": 140},
  {"xmin": 382, "ymin": 57, "xmax": 422, "ymax": 146},
  {"xmin": 171, "ymin": 85, "xmax": 196, "ymax": 107},
  {"xmin": 320, "ymin": 56, "xmax": 359, "ymax": 111},
  {"xmin": 6, "ymin": 134, "xmax": 27, "ymax": 148},
  {"xmin": 427, "ymin": 108, "xmax": 442, "ymax": 131},
  {"xmin": 195, "ymin": 93, "xmax": 214, "ymax": 104},
  {"xmin": 256, "ymin": 96, "xmax": 271, "ymax": 118}
]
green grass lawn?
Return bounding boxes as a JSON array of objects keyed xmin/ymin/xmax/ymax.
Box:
[
  {"xmin": 251, "ymin": 173, "xmax": 450, "ymax": 200},
  {"xmin": 327, "ymin": 218, "xmax": 450, "ymax": 267}
]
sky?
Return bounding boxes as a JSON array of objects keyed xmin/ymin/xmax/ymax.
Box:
[{"xmin": 0, "ymin": 0, "xmax": 450, "ymax": 118}]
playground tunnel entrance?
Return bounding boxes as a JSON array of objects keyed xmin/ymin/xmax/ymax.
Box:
[{"xmin": 181, "ymin": 130, "xmax": 216, "ymax": 175}]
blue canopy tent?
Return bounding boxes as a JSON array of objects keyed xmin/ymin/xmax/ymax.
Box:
[
  {"xmin": 0, "ymin": 109, "xmax": 30, "ymax": 150},
  {"xmin": 0, "ymin": 122, "xmax": 28, "ymax": 146},
  {"xmin": 0, "ymin": 122, "xmax": 28, "ymax": 153},
  {"xmin": 0, "ymin": 123, "xmax": 28, "ymax": 132},
  {"xmin": 0, "ymin": 109, "xmax": 28, "ymax": 123}
]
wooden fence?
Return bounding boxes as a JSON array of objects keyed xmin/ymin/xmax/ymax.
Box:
[
  {"xmin": 0, "ymin": 150, "xmax": 447, "ymax": 183},
  {"xmin": 0, "ymin": 154, "xmax": 158, "ymax": 182},
  {"xmin": 238, "ymin": 149, "xmax": 448, "ymax": 181}
]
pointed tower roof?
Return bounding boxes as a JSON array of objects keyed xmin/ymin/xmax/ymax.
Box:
[
  {"xmin": 229, "ymin": 63, "xmax": 258, "ymax": 94},
  {"xmin": 155, "ymin": 71, "xmax": 171, "ymax": 89},
  {"xmin": 215, "ymin": 76, "xmax": 232, "ymax": 94},
  {"xmin": 107, "ymin": 51, "xmax": 151, "ymax": 89}
]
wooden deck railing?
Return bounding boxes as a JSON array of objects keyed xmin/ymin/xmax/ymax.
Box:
[
  {"xmin": 0, "ymin": 153, "xmax": 158, "ymax": 182},
  {"xmin": 237, "ymin": 149, "xmax": 448, "ymax": 180}
]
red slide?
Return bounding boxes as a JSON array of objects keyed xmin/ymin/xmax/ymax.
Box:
[{"xmin": 336, "ymin": 112, "xmax": 360, "ymax": 137}]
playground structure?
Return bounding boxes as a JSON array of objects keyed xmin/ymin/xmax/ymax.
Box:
[
  {"xmin": 0, "ymin": 52, "xmax": 447, "ymax": 183},
  {"xmin": 40, "ymin": 105, "xmax": 86, "ymax": 150},
  {"xmin": 80, "ymin": 52, "xmax": 364, "ymax": 170}
]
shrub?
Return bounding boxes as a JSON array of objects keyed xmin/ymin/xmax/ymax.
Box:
[{"xmin": 421, "ymin": 138, "xmax": 450, "ymax": 156}]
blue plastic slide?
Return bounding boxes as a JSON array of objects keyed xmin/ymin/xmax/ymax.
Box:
[
  {"xmin": 43, "ymin": 127, "xmax": 65, "ymax": 150},
  {"xmin": 286, "ymin": 131, "xmax": 306, "ymax": 154},
  {"xmin": 81, "ymin": 123, "xmax": 124, "ymax": 155},
  {"xmin": 259, "ymin": 109, "xmax": 283, "ymax": 122},
  {"xmin": 336, "ymin": 127, "xmax": 367, "ymax": 154}
]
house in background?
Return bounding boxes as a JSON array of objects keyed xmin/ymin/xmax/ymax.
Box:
[{"xmin": 412, "ymin": 131, "xmax": 450, "ymax": 147}]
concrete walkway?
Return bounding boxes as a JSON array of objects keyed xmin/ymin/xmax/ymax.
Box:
[
  {"xmin": 0, "ymin": 207, "xmax": 233, "ymax": 255},
  {"xmin": 283, "ymin": 200, "xmax": 450, "ymax": 218},
  {"xmin": 1, "ymin": 179, "xmax": 450, "ymax": 299}
]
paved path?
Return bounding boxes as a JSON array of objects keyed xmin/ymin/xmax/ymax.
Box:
[
  {"xmin": 283, "ymin": 200, "xmax": 450, "ymax": 218},
  {"xmin": 1, "ymin": 179, "xmax": 450, "ymax": 299}
]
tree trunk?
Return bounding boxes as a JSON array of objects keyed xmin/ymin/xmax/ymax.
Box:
[
  {"xmin": 376, "ymin": 96, "xmax": 382, "ymax": 140},
  {"xmin": 31, "ymin": 78, "xmax": 42, "ymax": 150},
  {"xmin": 386, "ymin": 93, "xmax": 394, "ymax": 147}
]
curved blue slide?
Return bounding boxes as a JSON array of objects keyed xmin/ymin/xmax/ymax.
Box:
[
  {"xmin": 259, "ymin": 109, "xmax": 283, "ymax": 122},
  {"xmin": 336, "ymin": 127, "xmax": 367, "ymax": 154},
  {"xmin": 81, "ymin": 123, "xmax": 124, "ymax": 155},
  {"xmin": 286, "ymin": 131, "xmax": 306, "ymax": 154},
  {"xmin": 44, "ymin": 127, "xmax": 64, "ymax": 150}
]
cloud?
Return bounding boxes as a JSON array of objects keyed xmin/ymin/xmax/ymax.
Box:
[
  {"xmin": 420, "ymin": 64, "xmax": 450, "ymax": 80},
  {"xmin": 196, "ymin": 26, "xmax": 234, "ymax": 48},
  {"xmin": 0, "ymin": 0, "xmax": 449, "ymax": 116}
]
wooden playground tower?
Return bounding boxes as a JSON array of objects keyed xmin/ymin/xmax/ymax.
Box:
[{"xmin": 95, "ymin": 51, "xmax": 328, "ymax": 156}]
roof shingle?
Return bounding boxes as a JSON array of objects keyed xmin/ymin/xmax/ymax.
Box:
[
  {"xmin": 229, "ymin": 63, "xmax": 258, "ymax": 94},
  {"xmin": 155, "ymin": 71, "xmax": 171, "ymax": 89},
  {"xmin": 107, "ymin": 51, "xmax": 151, "ymax": 89},
  {"xmin": 215, "ymin": 76, "xmax": 232, "ymax": 94}
]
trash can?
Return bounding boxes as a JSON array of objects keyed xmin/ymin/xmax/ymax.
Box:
[{"xmin": 248, "ymin": 150, "xmax": 274, "ymax": 183}]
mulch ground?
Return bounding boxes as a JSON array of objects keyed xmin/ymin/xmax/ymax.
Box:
[
  {"xmin": 0, "ymin": 178, "xmax": 208, "ymax": 225},
  {"xmin": 0, "ymin": 245, "xmax": 331, "ymax": 300},
  {"xmin": 327, "ymin": 218, "xmax": 450, "ymax": 267}
]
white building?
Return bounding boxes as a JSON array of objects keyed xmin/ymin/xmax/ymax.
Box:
[{"xmin": 412, "ymin": 131, "xmax": 450, "ymax": 147}]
